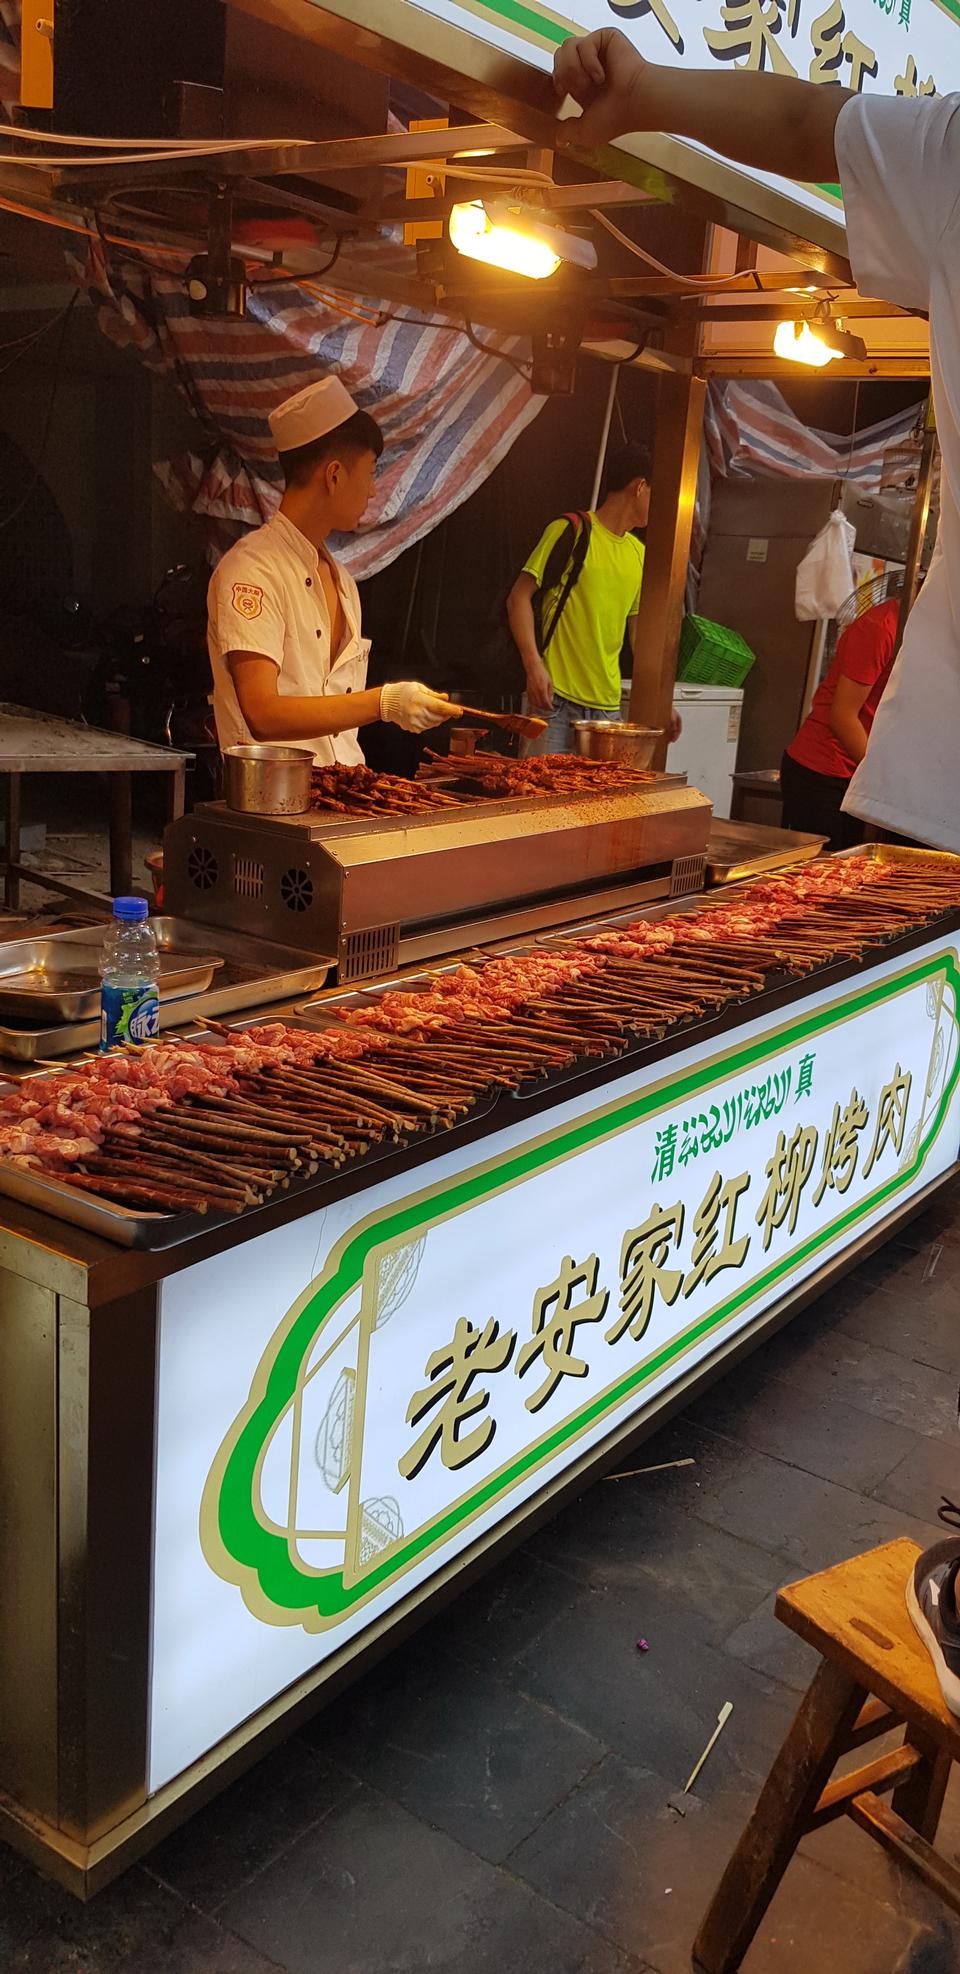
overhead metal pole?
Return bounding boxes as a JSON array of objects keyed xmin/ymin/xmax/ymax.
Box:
[
  {"xmin": 629, "ymin": 370, "xmax": 707, "ymax": 765},
  {"xmin": 589, "ymin": 366, "xmax": 618, "ymax": 511}
]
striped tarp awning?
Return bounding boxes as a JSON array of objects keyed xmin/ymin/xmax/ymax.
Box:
[
  {"xmin": 705, "ymin": 380, "xmax": 924, "ymax": 490},
  {"xmin": 81, "ymin": 242, "xmax": 543, "ymax": 578}
]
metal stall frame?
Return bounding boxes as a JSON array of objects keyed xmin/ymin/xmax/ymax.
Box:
[
  {"xmin": 0, "ymin": 0, "xmax": 939, "ymax": 1898},
  {"xmin": 0, "ymin": 0, "xmax": 932, "ymax": 760}
]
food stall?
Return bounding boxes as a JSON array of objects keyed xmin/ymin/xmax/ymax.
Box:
[
  {"xmin": 0, "ymin": 0, "xmax": 952, "ymax": 1904},
  {"xmin": 0, "ymin": 771, "xmax": 958, "ymax": 1892}
]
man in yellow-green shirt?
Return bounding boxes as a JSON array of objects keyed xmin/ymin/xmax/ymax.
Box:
[{"xmin": 507, "ymin": 441, "xmax": 675, "ymax": 755}]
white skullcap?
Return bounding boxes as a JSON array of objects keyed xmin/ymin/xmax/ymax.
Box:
[{"xmin": 268, "ymin": 376, "xmax": 359, "ymax": 452}]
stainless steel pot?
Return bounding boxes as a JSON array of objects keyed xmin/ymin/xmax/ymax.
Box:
[
  {"xmin": 573, "ymin": 721, "xmax": 663, "ymax": 769},
  {"xmin": 223, "ymin": 743, "xmax": 314, "ymax": 815}
]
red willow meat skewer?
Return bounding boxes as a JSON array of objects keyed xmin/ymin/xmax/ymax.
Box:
[
  {"xmin": 311, "ymin": 754, "xmax": 661, "ymax": 818},
  {"xmin": 5, "ymin": 852, "xmax": 960, "ymax": 1220}
]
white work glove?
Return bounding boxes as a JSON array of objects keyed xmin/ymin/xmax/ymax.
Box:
[{"xmin": 380, "ymin": 681, "xmax": 458, "ymax": 734}]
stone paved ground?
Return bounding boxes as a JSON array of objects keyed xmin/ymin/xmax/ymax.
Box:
[{"xmin": 4, "ymin": 1181, "xmax": 960, "ymax": 1973}]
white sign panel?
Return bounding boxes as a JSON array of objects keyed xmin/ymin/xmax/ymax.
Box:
[
  {"xmin": 411, "ymin": 0, "xmax": 959, "ymax": 227},
  {"xmin": 149, "ymin": 939, "xmax": 960, "ymax": 1791}
]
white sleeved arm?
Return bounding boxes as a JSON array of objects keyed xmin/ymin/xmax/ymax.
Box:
[
  {"xmin": 836, "ymin": 92, "xmax": 960, "ymax": 311},
  {"xmin": 210, "ymin": 560, "xmax": 287, "ymax": 667}
]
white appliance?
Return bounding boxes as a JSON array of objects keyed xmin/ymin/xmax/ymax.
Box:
[{"xmin": 667, "ymin": 685, "xmax": 743, "ymax": 819}]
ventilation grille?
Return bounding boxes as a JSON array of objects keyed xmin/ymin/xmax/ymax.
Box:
[
  {"xmin": 341, "ymin": 924, "xmax": 400, "ymax": 983},
  {"xmin": 280, "ymin": 866, "xmax": 315, "ymax": 913},
  {"xmin": 187, "ymin": 844, "xmax": 218, "ymax": 892},
  {"xmin": 232, "ymin": 855, "xmax": 264, "ymax": 900},
  {"xmin": 670, "ymin": 853, "xmax": 706, "ymax": 898}
]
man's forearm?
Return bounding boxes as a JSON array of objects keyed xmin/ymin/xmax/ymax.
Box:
[
  {"xmin": 239, "ymin": 686, "xmax": 383, "ymax": 741},
  {"xmin": 554, "ymin": 31, "xmax": 851, "ymax": 184},
  {"xmin": 506, "ymin": 588, "xmax": 544, "ymax": 673},
  {"xmin": 632, "ymin": 67, "xmax": 850, "ymax": 183}
]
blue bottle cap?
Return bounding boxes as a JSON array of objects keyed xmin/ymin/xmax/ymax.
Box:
[{"xmin": 112, "ymin": 895, "xmax": 149, "ymax": 921}]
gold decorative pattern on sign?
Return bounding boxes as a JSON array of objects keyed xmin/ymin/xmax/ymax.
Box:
[{"xmin": 315, "ymin": 1368, "xmax": 356, "ymax": 1495}]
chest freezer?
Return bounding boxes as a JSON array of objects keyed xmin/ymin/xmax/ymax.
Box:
[{"xmin": 666, "ymin": 685, "xmax": 743, "ymax": 820}]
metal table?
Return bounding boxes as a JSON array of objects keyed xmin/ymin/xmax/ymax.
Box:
[
  {"xmin": 0, "ymin": 706, "xmax": 189, "ymax": 911},
  {"xmin": 730, "ymin": 768, "xmax": 782, "ymax": 824}
]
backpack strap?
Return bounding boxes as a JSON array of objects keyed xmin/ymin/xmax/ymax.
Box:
[{"xmin": 537, "ymin": 511, "xmax": 593, "ymax": 653}]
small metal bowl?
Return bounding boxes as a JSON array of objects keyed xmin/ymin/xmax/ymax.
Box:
[
  {"xmin": 223, "ymin": 743, "xmax": 314, "ymax": 815},
  {"xmin": 573, "ymin": 721, "xmax": 663, "ymax": 769}
]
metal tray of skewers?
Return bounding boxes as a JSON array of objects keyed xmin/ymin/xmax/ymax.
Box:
[
  {"xmin": 2, "ymin": 847, "xmax": 958, "ymax": 1249},
  {"xmin": 0, "ymin": 1000, "xmax": 504, "ymax": 1250},
  {"xmin": 291, "ymin": 940, "xmax": 736, "ymax": 1111},
  {"xmin": 0, "ymin": 918, "xmax": 333, "ymax": 1062}
]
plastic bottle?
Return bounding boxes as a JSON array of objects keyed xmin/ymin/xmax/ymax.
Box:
[{"xmin": 100, "ymin": 896, "xmax": 160, "ymax": 1050}]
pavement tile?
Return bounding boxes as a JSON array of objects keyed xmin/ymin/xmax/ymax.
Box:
[
  {"xmin": 853, "ymin": 1235, "xmax": 960, "ymax": 1302},
  {"xmin": 511, "ymin": 1575, "xmax": 795, "ymax": 1791},
  {"xmin": 508, "ymin": 1753, "xmax": 957, "ymax": 1973},
  {"xmin": 740, "ymin": 1329, "xmax": 959, "ymax": 1443},
  {"xmin": 0, "ymin": 1863, "xmax": 283, "ymax": 1974},
  {"xmin": 683, "ymin": 1365, "xmax": 922, "ymax": 1492},
  {"xmin": 871, "ymin": 1432, "xmax": 959, "ymax": 1524},
  {"xmin": 607, "ymin": 1517, "xmax": 788, "ymax": 1641},
  {"xmin": 507, "ymin": 1752, "xmax": 741, "ymax": 1964},
  {"xmin": 219, "ymin": 1784, "xmax": 640, "ymax": 1974},
  {"xmin": 303, "ymin": 1639, "xmax": 606, "ymax": 1864},
  {"xmin": 421, "ymin": 1547, "xmax": 587, "ymax": 1675},
  {"xmin": 690, "ymin": 1444, "xmax": 943, "ymax": 1573},
  {"xmin": 836, "ymin": 1280, "xmax": 960, "ymax": 1379},
  {"xmin": 145, "ymin": 1738, "xmax": 358, "ymax": 1914},
  {"xmin": 721, "ymin": 1590, "xmax": 822, "ymax": 1694},
  {"xmin": 525, "ymin": 1420, "xmax": 743, "ymax": 1585},
  {"xmin": 531, "ymin": 1497, "xmax": 787, "ymax": 1652},
  {"xmin": 723, "ymin": 1854, "xmax": 957, "ymax": 1974}
]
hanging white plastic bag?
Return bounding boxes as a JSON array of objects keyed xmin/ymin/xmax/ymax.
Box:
[{"xmin": 795, "ymin": 508, "xmax": 856, "ymax": 621}]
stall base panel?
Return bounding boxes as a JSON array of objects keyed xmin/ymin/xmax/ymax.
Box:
[{"xmin": 149, "ymin": 937, "xmax": 960, "ymax": 1790}]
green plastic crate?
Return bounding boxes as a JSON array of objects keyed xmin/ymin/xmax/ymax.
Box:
[{"xmin": 677, "ymin": 613, "xmax": 756, "ymax": 688}]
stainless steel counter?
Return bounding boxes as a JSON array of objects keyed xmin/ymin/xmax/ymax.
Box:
[{"xmin": 0, "ymin": 895, "xmax": 957, "ymax": 1899}]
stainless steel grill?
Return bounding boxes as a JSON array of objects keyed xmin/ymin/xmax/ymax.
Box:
[{"xmin": 163, "ymin": 777, "xmax": 712, "ymax": 983}]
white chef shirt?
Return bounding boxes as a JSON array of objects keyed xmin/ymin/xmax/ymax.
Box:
[
  {"xmin": 207, "ymin": 510, "xmax": 369, "ymax": 766},
  {"xmin": 837, "ymin": 93, "xmax": 960, "ymax": 851}
]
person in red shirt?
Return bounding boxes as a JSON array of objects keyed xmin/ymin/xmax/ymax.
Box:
[{"xmin": 780, "ymin": 595, "xmax": 900, "ymax": 850}]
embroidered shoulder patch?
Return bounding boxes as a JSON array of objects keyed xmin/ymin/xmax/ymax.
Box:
[{"xmin": 232, "ymin": 582, "xmax": 264, "ymax": 620}]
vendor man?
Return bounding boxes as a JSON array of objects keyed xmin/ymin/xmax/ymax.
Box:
[
  {"xmin": 551, "ymin": 20, "xmax": 960, "ymax": 1722},
  {"xmin": 207, "ymin": 376, "xmax": 455, "ymax": 760},
  {"xmin": 507, "ymin": 441, "xmax": 682, "ymax": 754},
  {"xmin": 551, "ymin": 33, "xmax": 959, "ymax": 855}
]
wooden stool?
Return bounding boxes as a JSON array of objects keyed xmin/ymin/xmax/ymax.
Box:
[{"xmin": 694, "ymin": 1539, "xmax": 960, "ymax": 1972}]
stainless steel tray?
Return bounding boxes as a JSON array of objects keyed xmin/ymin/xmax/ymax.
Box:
[
  {"xmin": 0, "ymin": 1005, "xmax": 498, "ymax": 1248},
  {"xmin": 706, "ymin": 821, "xmax": 826, "ymax": 885},
  {"xmin": 0, "ymin": 929, "xmax": 223, "ymax": 1020},
  {"xmin": 0, "ymin": 1014, "xmax": 331, "ymax": 1247},
  {"xmin": 0, "ymin": 1162, "xmax": 166, "ymax": 1244},
  {"xmin": 0, "ymin": 917, "xmax": 333, "ymax": 1062}
]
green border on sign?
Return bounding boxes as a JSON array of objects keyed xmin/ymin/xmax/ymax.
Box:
[
  {"xmin": 203, "ymin": 951, "xmax": 960, "ymax": 1629},
  {"xmin": 432, "ymin": 0, "xmax": 959, "ymax": 218}
]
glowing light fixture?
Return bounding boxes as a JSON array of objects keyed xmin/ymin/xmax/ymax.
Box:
[
  {"xmin": 774, "ymin": 302, "xmax": 867, "ymax": 367},
  {"xmin": 774, "ymin": 317, "xmax": 838, "ymax": 367},
  {"xmin": 448, "ymin": 200, "xmax": 597, "ymax": 280}
]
